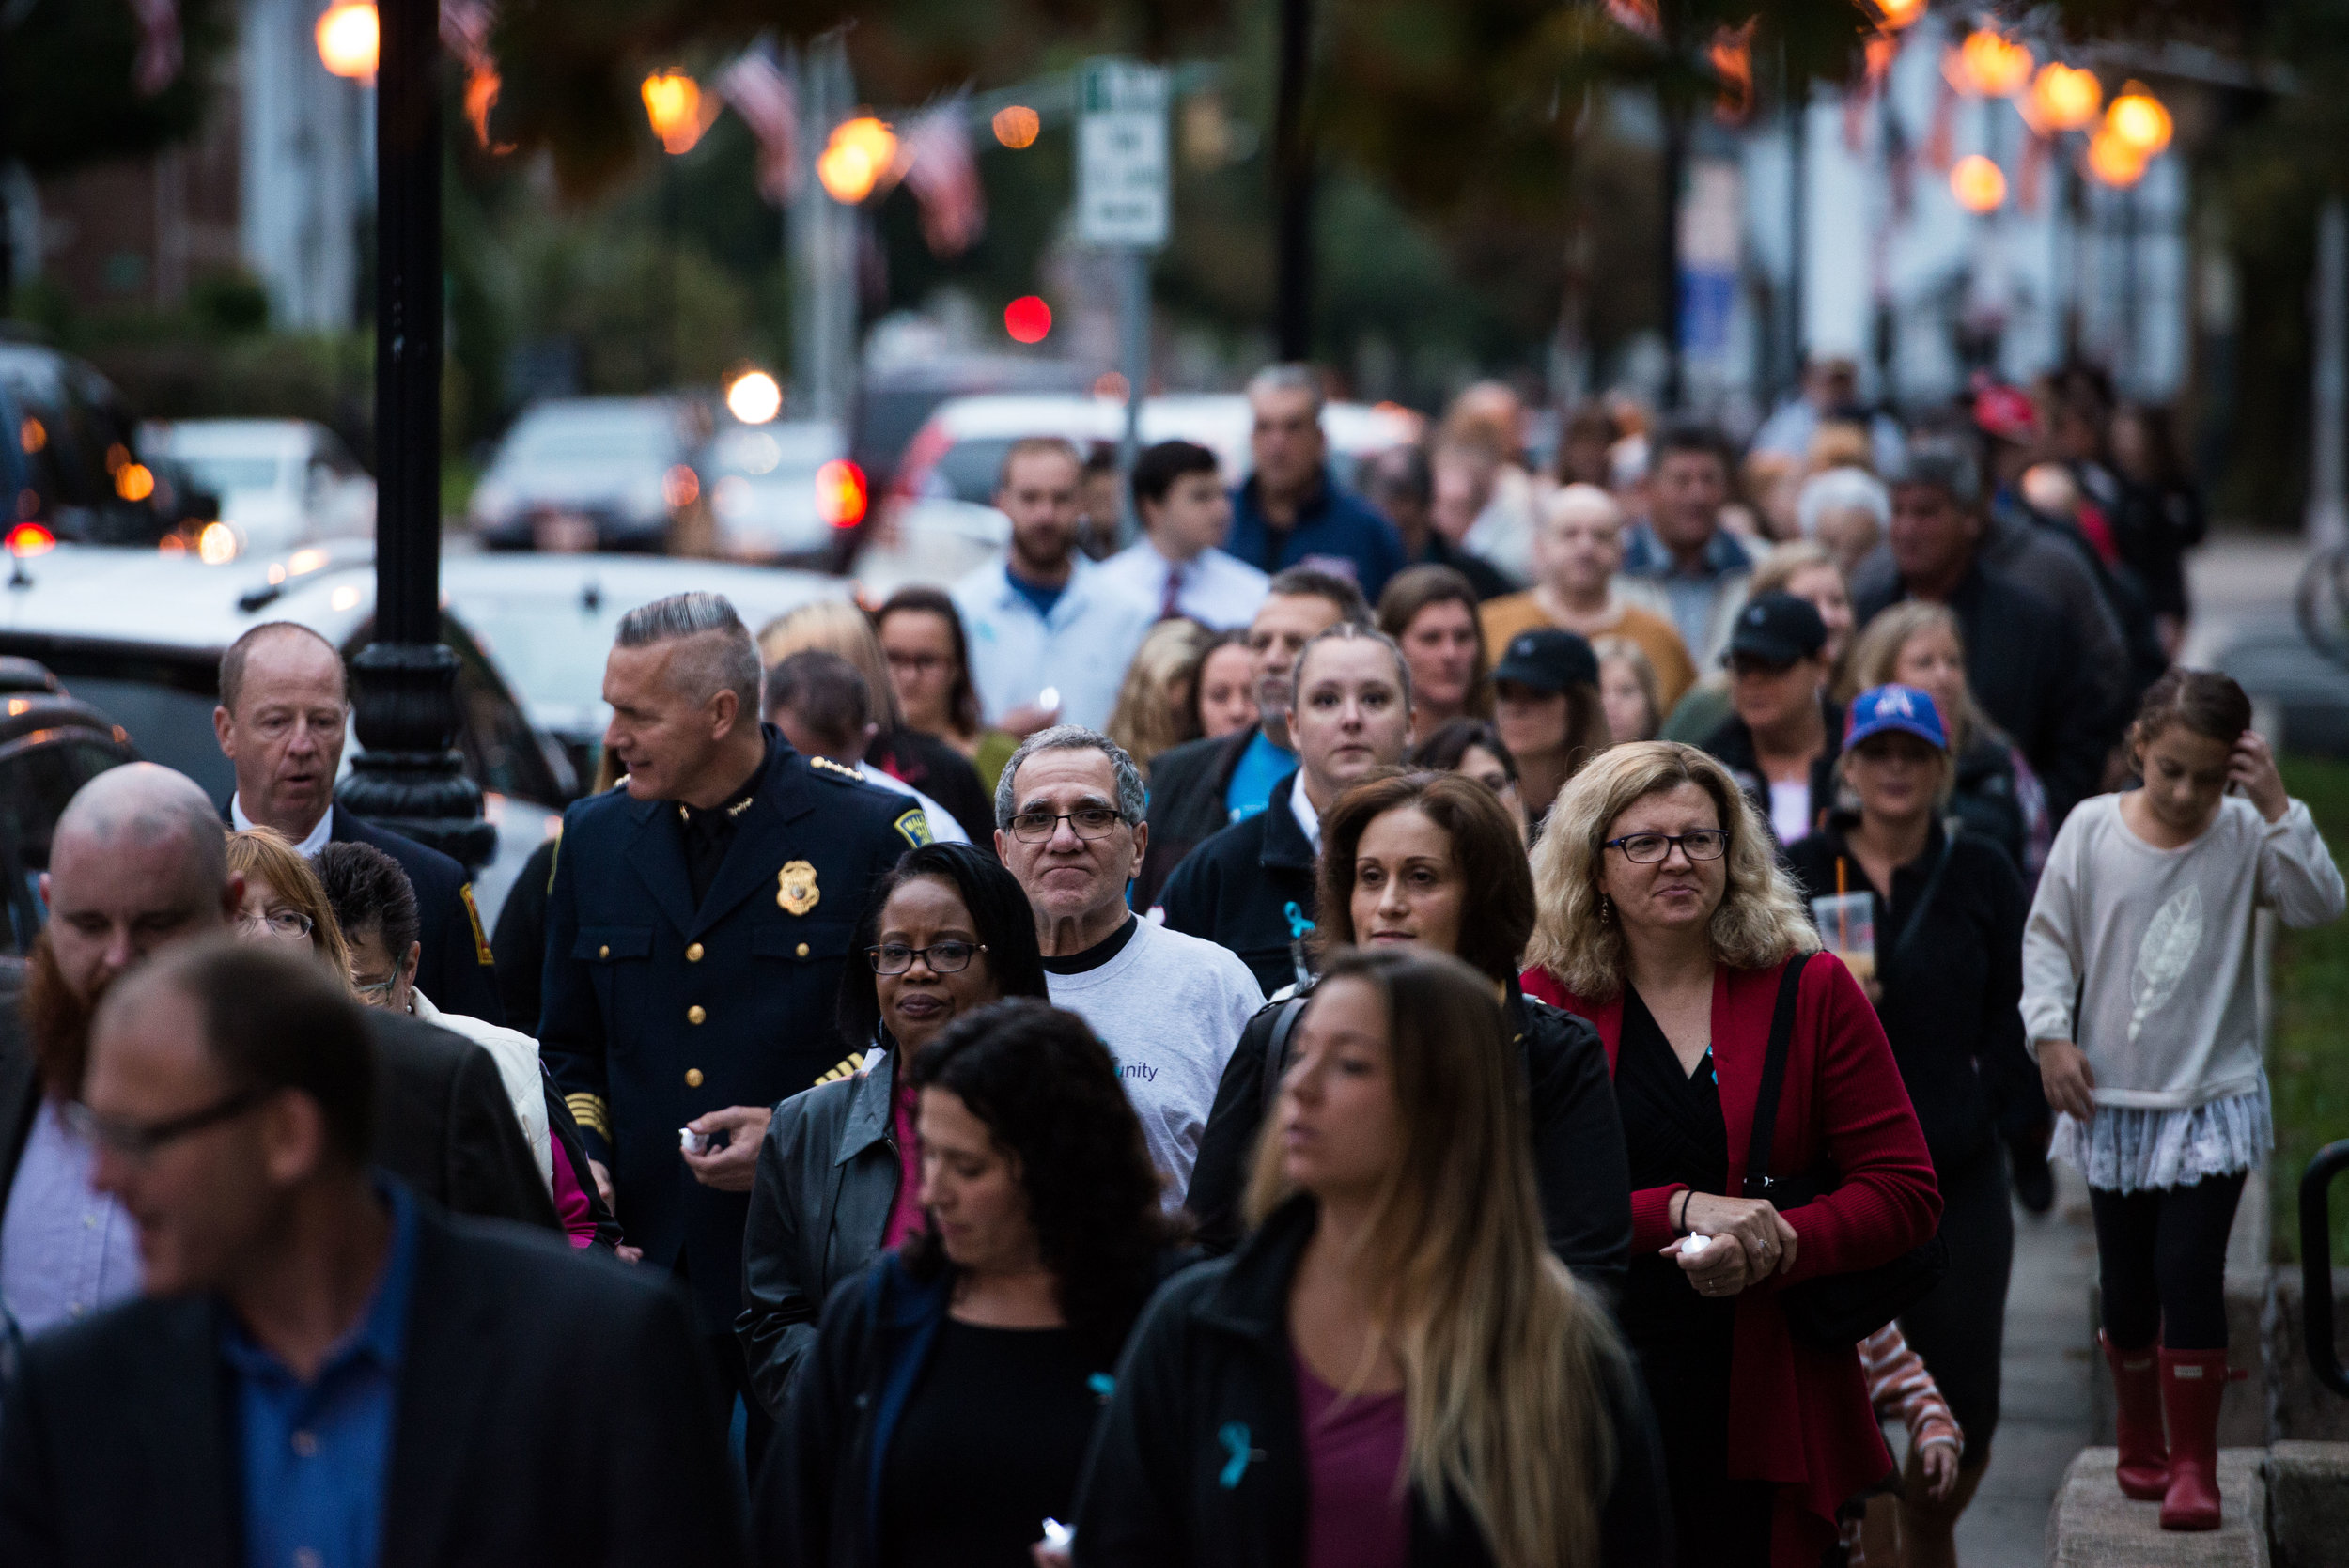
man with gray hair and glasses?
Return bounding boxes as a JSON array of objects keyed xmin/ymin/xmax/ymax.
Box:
[
  {"xmin": 538, "ymin": 591, "xmax": 922, "ymax": 1450},
  {"xmin": 1226, "ymin": 362, "xmax": 1407, "ymax": 599},
  {"xmin": 993, "ymin": 726, "xmax": 1262, "ymax": 1204}
]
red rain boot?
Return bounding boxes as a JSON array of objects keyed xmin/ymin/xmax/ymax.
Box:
[
  {"xmin": 2101, "ymin": 1331, "xmax": 2169, "ymax": 1500},
  {"xmin": 2157, "ymin": 1347, "xmax": 2229, "ymax": 1531}
]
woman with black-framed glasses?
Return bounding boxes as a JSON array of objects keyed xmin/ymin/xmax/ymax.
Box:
[{"xmin": 737, "ymin": 843, "xmax": 1049, "ymax": 1419}]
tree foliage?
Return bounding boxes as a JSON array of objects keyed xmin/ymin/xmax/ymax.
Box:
[{"xmin": 0, "ymin": 0, "xmax": 235, "ymax": 175}]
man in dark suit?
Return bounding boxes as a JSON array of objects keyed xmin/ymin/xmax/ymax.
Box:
[
  {"xmin": 1134, "ymin": 567, "xmax": 1366, "ymax": 908},
  {"xmin": 0, "ymin": 766, "xmax": 550, "ymax": 1342},
  {"xmin": 0, "ymin": 939, "xmax": 739, "ymax": 1567},
  {"xmin": 213, "ymin": 621, "xmax": 505, "ymax": 1023},
  {"xmin": 539, "ymin": 592, "xmax": 920, "ymax": 1437}
]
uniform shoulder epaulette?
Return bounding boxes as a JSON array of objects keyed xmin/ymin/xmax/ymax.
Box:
[{"xmin": 807, "ymin": 755, "xmax": 865, "ymax": 783}]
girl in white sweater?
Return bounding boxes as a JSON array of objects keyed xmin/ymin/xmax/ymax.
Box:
[{"xmin": 2023, "ymin": 670, "xmax": 2344, "ymax": 1532}]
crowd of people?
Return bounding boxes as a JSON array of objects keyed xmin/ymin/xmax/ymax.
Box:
[{"xmin": 0, "ymin": 351, "xmax": 2336, "ymax": 1568}]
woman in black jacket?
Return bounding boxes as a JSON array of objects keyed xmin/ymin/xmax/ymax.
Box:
[
  {"xmin": 758, "ymin": 999, "xmax": 1185, "ymax": 1568},
  {"xmin": 735, "ymin": 843, "xmax": 1049, "ymax": 1420},
  {"xmin": 1783, "ymin": 685, "xmax": 2040, "ymax": 1568},
  {"xmin": 1185, "ymin": 770, "xmax": 1633, "ymax": 1296},
  {"xmin": 1071, "ymin": 948, "xmax": 1668, "ymax": 1568}
]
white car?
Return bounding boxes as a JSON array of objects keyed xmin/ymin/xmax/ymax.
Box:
[
  {"xmin": 145, "ymin": 419, "xmax": 376, "ymax": 557},
  {"xmin": 0, "ymin": 540, "xmax": 570, "ymax": 926},
  {"xmin": 701, "ymin": 418, "xmax": 863, "ymax": 567},
  {"xmin": 854, "ymin": 392, "xmax": 1423, "ymax": 593},
  {"xmin": 469, "ymin": 397, "xmax": 710, "ymax": 552},
  {"xmin": 439, "ymin": 552, "xmax": 848, "ymax": 779}
]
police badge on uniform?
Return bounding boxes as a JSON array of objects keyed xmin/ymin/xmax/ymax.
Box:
[{"xmin": 776, "ymin": 860, "xmax": 820, "ymax": 915}]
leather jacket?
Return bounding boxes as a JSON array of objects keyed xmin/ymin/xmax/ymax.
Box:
[{"xmin": 735, "ymin": 1047, "xmax": 905, "ymax": 1421}]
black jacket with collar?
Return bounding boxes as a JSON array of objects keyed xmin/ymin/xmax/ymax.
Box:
[
  {"xmin": 737, "ymin": 1044, "xmax": 904, "ymax": 1420},
  {"xmin": 1068, "ymin": 1194, "xmax": 1672, "ymax": 1568},
  {"xmin": 1185, "ymin": 985, "xmax": 1632, "ymax": 1298},
  {"xmin": 0, "ymin": 988, "xmax": 552, "ymax": 1231},
  {"xmin": 1701, "ymin": 697, "xmax": 1844, "ymax": 847},
  {"xmin": 1150, "ymin": 769, "xmax": 1318, "ymax": 997},
  {"xmin": 538, "ymin": 727, "xmax": 923, "ymax": 1329},
  {"xmin": 1783, "ymin": 815, "xmax": 2045, "ymax": 1172},
  {"xmin": 0, "ymin": 1194, "xmax": 744, "ymax": 1567},
  {"xmin": 1136, "ymin": 725, "xmax": 1260, "ymax": 910}
]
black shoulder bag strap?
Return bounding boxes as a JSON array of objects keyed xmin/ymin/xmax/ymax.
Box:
[
  {"xmin": 1258, "ymin": 992, "xmax": 1314, "ymax": 1115},
  {"xmin": 1741, "ymin": 954, "xmax": 1813, "ymax": 1203},
  {"xmin": 1885, "ymin": 831, "xmax": 1958, "ymax": 978}
]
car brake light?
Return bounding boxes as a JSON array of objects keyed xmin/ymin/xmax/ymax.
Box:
[
  {"xmin": 817, "ymin": 460, "xmax": 868, "ymax": 528},
  {"xmin": 5, "ymin": 521, "xmax": 54, "ymax": 556}
]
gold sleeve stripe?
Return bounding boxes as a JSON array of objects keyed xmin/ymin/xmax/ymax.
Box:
[
  {"xmin": 811, "ymin": 1050, "xmax": 867, "ymax": 1087},
  {"xmin": 565, "ymin": 1093, "xmax": 612, "ymax": 1140}
]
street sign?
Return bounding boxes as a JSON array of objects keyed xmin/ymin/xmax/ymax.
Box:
[{"xmin": 1077, "ymin": 59, "xmax": 1169, "ymax": 251}]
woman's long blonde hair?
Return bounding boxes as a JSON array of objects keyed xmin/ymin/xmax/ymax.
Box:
[
  {"xmin": 757, "ymin": 599, "xmax": 903, "ymax": 729},
  {"xmin": 1526, "ymin": 740, "xmax": 1816, "ymax": 998},
  {"xmin": 1106, "ymin": 618, "xmax": 1210, "ymax": 774},
  {"xmin": 1845, "ymin": 599, "xmax": 1995, "ymax": 754},
  {"xmin": 1244, "ymin": 948, "xmax": 1626, "ymax": 1568},
  {"xmin": 226, "ymin": 827, "xmax": 354, "ymax": 993}
]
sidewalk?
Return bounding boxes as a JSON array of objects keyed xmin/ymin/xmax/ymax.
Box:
[{"xmin": 1950, "ymin": 1164, "xmax": 2099, "ymax": 1568}]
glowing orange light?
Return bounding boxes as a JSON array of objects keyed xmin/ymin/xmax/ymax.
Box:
[
  {"xmin": 816, "ymin": 460, "xmax": 868, "ymax": 528},
  {"xmin": 1951, "ymin": 154, "xmax": 2008, "ymax": 213},
  {"xmin": 661, "ymin": 465, "xmax": 701, "ymax": 509},
  {"xmin": 1004, "ymin": 296, "xmax": 1052, "ymax": 345},
  {"xmin": 817, "ymin": 116, "xmax": 898, "ymax": 203},
  {"xmin": 2085, "ymin": 129, "xmax": 2147, "ymax": 188},
  {"xmin": 641, "ymin": 71, "xmax": 706, "ymax": 156},
  {"xmin": 115, "ymin": 462, "xmax": 155, "ymax": 503},
  {"xmin": 18, "ymin": 416, "xmax": 44, "ymax": 454},
  {"xmin": 5, "ymin": 521, "xmax": 54, "ymax": 557},
  {"xmin": 315, "ymin": 1, "xmax": 379, "ymax": 80},
  {"xmin": 1710, "ymin": 20, "xmax": 1756, "ymax": 126},
  {"xmin": 992, "ymin": 105, "xmax": 1041, "ymax": 149},
  {"xmin": 7, "ymin": 698, "xmax": 26, "ymax": 717},
  {"xmin": 2106, "ymin": 85, "xmax": 2172, "ymax": 157},
  {"xmin": 465, "ymin": 66, "xmax": 515, "ymax": 155},
  {"xmin": 1871, "ymin": 0, "xmax": 1925, "ymax": 29},
  {"xmin": 1952, "ymin": 29, "xmax": 2033, "ymax": 98},
  {"xmin": 196, "ymin": 521, "xmax": 240, "ymax": 564},
  {"xmin": 2028, "ymin": 63, "xmax": 2103, "ymax": 132}
]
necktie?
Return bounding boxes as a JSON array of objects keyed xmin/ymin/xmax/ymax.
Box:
[{"xmin": 1160, "ymin": 564, "xmax": 1183, "ymax": 621}]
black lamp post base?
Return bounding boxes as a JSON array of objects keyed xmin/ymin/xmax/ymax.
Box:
[{"xmin": 336, "ymin": 641, "xmax": 497, "ymax": 870}]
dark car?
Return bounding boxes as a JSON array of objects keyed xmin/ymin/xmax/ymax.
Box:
[{"xmin": 0, "ymin": 666, "xmax": 141, "ymax": 955}]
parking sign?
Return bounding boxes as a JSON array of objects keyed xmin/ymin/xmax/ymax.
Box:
[{"xmin": 1077, "ymin": 59, "xmax": 1170, "ymax": 251}]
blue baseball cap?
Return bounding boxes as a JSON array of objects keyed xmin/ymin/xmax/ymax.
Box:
[{"xmin": 1844, "ymin": 683, "xmax": 1949, "ymax": 752}]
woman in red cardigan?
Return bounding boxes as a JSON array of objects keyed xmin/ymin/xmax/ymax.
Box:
[{"xmin": 1522, "ymin": 740, "xmax": 1940, "ymax": 1567}]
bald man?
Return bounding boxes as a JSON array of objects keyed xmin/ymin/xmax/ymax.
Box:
[
  {"xmin": 0, "ymin": 766, "xmax": 552, "ymax": 1338},
  {"xmin": 213, "ymin": 621, "xmax": 506, "ymax": 1024}
]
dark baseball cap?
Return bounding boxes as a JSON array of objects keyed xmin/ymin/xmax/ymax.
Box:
[
  {"xmin": 1492, "ymin": 628, "xmax": 1599, "ymax": 691},
  {"xmin": 1723, "ymin": 591, "xmax": 1828, "ymax": 668}
]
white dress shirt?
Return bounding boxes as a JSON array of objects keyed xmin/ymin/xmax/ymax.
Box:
[
  {"xmin": 950, "ymin": 556, "xmax": 1154, "ymax": 733},
  {"xmin": 1289, "ymin": 770, "xmax": 1321, "ymax": 852},
  {"xmin": 228, "ymin": 793, "xmax": 333, "ymax": 856},
  {"xmin": 1094, "ymin": 540, "xmax": 1270, "ymax": 632}
]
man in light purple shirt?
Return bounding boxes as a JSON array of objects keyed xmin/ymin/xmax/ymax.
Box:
[{"xmin": 0, "ymin": 765, "xmax": 243, "ymax": 1336}]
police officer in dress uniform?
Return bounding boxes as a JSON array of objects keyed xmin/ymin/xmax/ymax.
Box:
[{"xmin": 539, "ymin": 594, "xmax": 925, "ymax": 1444}]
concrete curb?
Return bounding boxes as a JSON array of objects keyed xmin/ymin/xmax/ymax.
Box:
[{"xmin": 2046, "ymin": 1448, "xmax": 2269, "ymax": 1567}]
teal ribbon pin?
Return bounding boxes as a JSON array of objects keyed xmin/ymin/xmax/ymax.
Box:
[{"xmin": 1217, "ymin": 1422, "xmax": 1265, "ymax": 1488}]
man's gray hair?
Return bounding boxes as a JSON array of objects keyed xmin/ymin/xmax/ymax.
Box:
[
  {"xmin": 994, "ymin": 725, "xmax": 1147, "ymax": 830},
  {"xmin": 1889, "ymin": 430, "xmax": 1982, "ymax": 510},
  {"xmin": 1246, "ymin": 363, "xmax": 1325, "ymax": 416},
  {"xmin": 614, "ymin": 592, "xmax": 762, "ymax": 717}
]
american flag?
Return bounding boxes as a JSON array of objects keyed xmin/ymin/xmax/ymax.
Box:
[
  {"xmin": 130, "ymin": 0, "xmax": 180, "ymax": 96},
  {"xmin": 719, "ymin": 44, "xmax": 800, "ymax": 204},
  {"xmin": 896, "ymin": 101, "xmax": 984, "ymax": 256}
]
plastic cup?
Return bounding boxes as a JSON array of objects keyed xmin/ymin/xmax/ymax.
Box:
[{"xmin": 1810, "ymin": 892, "xmax": 1877, "ymax": 988}]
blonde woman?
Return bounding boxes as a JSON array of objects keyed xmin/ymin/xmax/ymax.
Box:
[
  {"xmin": 1074, "ymin": 945, "xmax": 1668, "ymax": 1568},
  {"xmin": 757, "ymin": 598, "xmax": 994, "ymax": 843},
  {"xmin": 1847, "ymin": 599, "xmax": 2050, "ymax": 877},
  {"xmin": 1522, "ymin": 742, "xmax": 1939, "ymax": 1567},
  {"xmin": 1594, "ymin": 635, "xmax": 1661, "ymax": 743},
  {"xmin": 1105, "ymin": 617, "xmax": 1212, "ymax": 776},
  {"xmin": 226, "ymin": 826, "xmax": 354, "ymax": 985}
]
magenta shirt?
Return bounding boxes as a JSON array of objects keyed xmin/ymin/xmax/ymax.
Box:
[
  {"xmin": 882, "ymin": 1075, "xmax": 926, "ymax": 1249},
  {"xmin": 1292, "ymin": 1351, "xmax": 1409, "ymax": 1568}
]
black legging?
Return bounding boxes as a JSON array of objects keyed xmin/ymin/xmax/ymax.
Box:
[
  {"xmin": 2089, "ymin": 1170, "xmax": 2248, "ymax": 1351},
  {"xmin": 1899, "ymin": 1145, "xmax": 2013, "ymax": 1468}
]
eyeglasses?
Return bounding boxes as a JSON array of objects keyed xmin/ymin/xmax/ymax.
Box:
[
  {"xmin": 868, "ymin": 940, "xmax": 988, "ymax": 975},
  {"xmin": 63, "ymin": 1087, "xmax": 270, "ymax": 1160},
  {"xmin": 352, "ymin": 975, "xmax": 400, "ymax": 1003},
  {"xmin": 885, "ymin": 651, "xmax": 947, "ymax": 675},
  {"xmin": 1005, "ymin": 806, "xmax": 1126, "ymax": 843},
  {"xmin": 1604, "ymin": 829, "xmax": 1731, "ymax": 863},
  {"xmin": 237, "ymin": 908, "xmax": 314, "ymax": 939}
]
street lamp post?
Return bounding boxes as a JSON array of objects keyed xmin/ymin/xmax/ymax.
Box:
[{"xmin": 335, "ymin": 0, "xmax": 493, "ymax": 868}]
